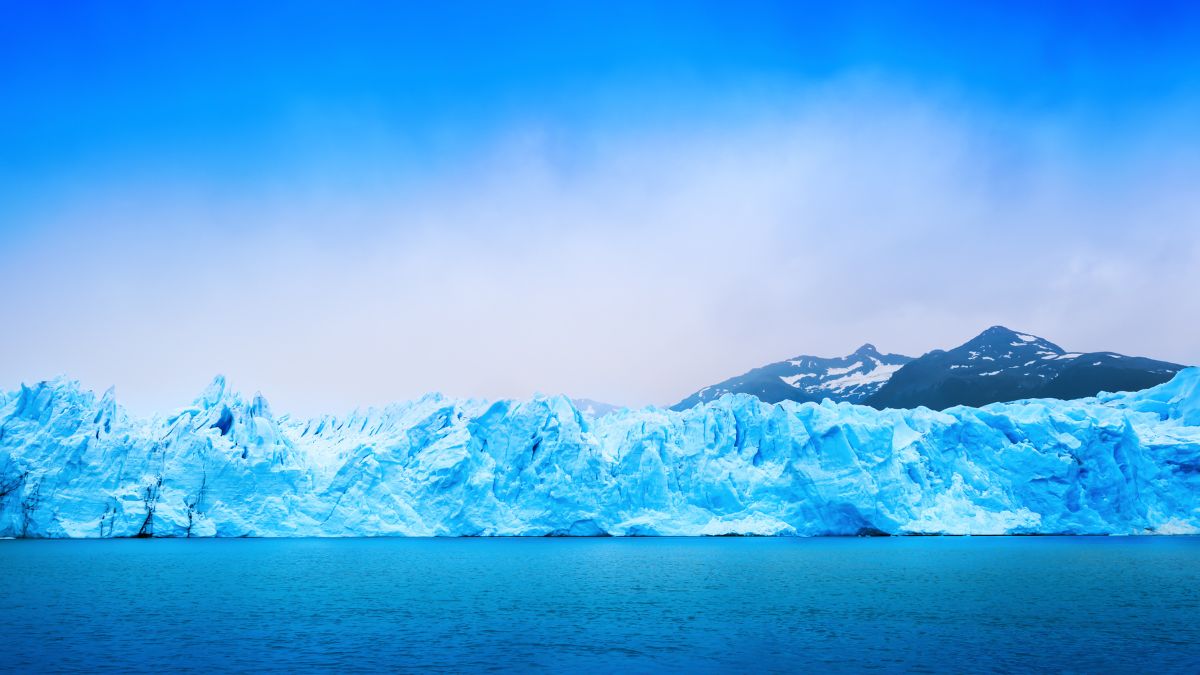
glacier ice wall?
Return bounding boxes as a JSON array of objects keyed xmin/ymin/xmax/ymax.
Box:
[{"xmin": 2, "ymin": 369, "xmax": 1199, "ymax": 537}]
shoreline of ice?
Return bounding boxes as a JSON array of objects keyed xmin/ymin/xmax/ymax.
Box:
[{"xmin": 2, "ymin": 368, "xmax": 1198, "ymax": 538}]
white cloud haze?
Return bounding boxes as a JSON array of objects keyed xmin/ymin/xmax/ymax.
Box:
[{"xmin": 4, "ymin": 84, "xmax": 1198, "ymax": 415}]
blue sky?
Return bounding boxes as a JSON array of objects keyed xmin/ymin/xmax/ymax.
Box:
[
  {"xmin": 3, "ymin": 2, "xmax": 1199, "ymax": 413},
  {"xmin": 6, "ymin": 1, "xmax": 1198, "ymax": 200}
]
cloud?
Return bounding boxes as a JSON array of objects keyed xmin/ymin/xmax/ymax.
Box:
[{"xmin": 3, "ymin": 82, "xmax": 1198, "ymax": 415}]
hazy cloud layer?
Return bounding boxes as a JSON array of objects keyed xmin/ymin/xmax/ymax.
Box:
[{"xmin": 4, "ymin": 84, "xmax": 1198, "ymax": 415}]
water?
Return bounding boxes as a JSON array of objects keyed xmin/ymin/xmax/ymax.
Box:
[{"xmin": 2, "ymin": 537, "xmax": 1198, "ymax": 673}]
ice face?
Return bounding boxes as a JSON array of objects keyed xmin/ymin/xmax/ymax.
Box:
[{"xmin": 2, "ymin": 369, "xmax": 1199, "ymax": 537}]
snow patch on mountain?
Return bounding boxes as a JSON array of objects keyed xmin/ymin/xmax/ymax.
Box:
[{"xmin": 820, "ymin": 360, "xmax": 906, "ymax": 393}]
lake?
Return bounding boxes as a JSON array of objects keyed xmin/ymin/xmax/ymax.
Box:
[{"xmin": 2, "ymin": 537, "xmax": 1198, "ymax": 672}]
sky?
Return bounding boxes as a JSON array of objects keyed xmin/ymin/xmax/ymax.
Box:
[{"xmin": 3, "ymin": 1, "xmax": 1200, "ymax": 415}]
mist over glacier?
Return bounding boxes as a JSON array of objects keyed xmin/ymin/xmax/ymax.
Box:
[{"xmin": 2, "ymin": 369, "xmax": 1199, "ymax": 538}]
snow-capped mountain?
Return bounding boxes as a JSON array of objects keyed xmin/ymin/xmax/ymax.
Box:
[
  {"xmin": 673, "ymin": 326, "xmax": 1184, "ymax": 411},
  {"xmin": 2, "ymin": 369, "xmax": 1200, "ymax": 537},
  {"xmin": 671, "ymin": 344, "xmax": 914, "ymax": 410},
  {"xmin": 867, "ymin": 326, "xmax": 1184, "ymax": 410}
]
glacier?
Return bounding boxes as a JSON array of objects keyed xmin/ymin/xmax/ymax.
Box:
[{"xmin": 2, "ymin": 369, "xmax": 1199, "ymax": 538}]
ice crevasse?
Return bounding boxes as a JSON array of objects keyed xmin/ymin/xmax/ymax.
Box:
[{"xmin": 1, "ymin": 369, "xmax": 1199, "ymax": 537}]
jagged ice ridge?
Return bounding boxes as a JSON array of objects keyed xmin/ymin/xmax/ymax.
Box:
[{"xmin": 2, "ymin": 370, "xmax": 1199, "ymax": 537}]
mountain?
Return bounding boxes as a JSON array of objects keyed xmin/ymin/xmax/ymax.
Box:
[
  {"xmin": 2, "ymin": 369, "xmax": 1200, "ymax": 537},
  {"xmin": 673, "ymin": 326, "xmax": 1185, "ymax": 411},
  {"xmin": 866, "ymin": 326, "xmax": 1185, "ymax": 410},
  {"xmin": 570, "ymin": 398, "xmax": 621, "ymax": 418},
  {"xmin": 671, "ymin": 344, "xmax": 914, "ymax": 410}
]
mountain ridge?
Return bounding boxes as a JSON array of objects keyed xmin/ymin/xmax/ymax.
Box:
[
  {"xmin": 673, "ymin": 326, "xmax": 1185, "ymax": 411},
  {"xmin": 671, "ymin": 342, "xmax": 914, "ymax": 410}
]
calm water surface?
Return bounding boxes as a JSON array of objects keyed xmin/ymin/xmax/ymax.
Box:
[{"xmin": 2, "ymin": 537, "xmax": 1198, "ymax": 672}]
